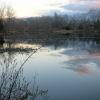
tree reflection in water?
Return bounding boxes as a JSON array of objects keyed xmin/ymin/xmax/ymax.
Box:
[{"xmin": 0, "ymin": 42, "xmax": 48, "ymax": 100}]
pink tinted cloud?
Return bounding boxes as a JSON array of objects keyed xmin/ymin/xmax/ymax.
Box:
[
  {"xmin": 93, "ymin": 1, "xmax": 100, "ymax": 9},
  {"xmin": 70, "ymin": 0, "xmax": 100, "ymax": 9},
  {"xmin": 81, "ymin": 0, "xmax": 100, "ymax": 9}
]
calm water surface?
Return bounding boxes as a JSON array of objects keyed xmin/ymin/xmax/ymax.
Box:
[{"xmin": 0, "ymin": 39, "xmax": 100, "ymax": 100}]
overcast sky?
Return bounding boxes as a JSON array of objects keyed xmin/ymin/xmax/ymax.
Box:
[{"xmin": 1, "ymin": 0, "xmax": 100, "ymax": 17}]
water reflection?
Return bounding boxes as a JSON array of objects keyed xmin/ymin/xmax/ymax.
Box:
[
  {"xmin": 0, "ymin": 38, "xmax": 100, "ymax": 100},
  {"xmin": 49, "ymin": 41, "xmax": 100, "ymax": 75},
  {"xmin": 0, "ymin": 42, "xmax": 48, "ymax": 100}
]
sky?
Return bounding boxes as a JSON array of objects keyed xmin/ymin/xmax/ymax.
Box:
[{"xmin": 1, "ymin": 0, "xmax": 100, "ymax": 17}]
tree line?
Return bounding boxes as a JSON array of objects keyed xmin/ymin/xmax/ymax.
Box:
[{"xmin": 6, "ymin": 12, "xmax": 100, "ymax": 34}]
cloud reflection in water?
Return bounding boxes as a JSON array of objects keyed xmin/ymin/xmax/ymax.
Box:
[{"xmin": 49, "ymin": 46, "xmax": 100, "ymax": 75}]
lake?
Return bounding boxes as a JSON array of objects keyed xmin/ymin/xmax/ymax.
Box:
[{"xmin": 0, "ymin": 38, "xmax": 100, "ymax": 100}]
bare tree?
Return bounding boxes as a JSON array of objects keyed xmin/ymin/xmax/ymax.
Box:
[
  {"xmin": 6, "ymin": 5, "xmax": 15, "ymax": 19},
  {"xmin": 0, "ymin": 1, "xmax": 15, "ymax": 35},
  {"xmin": 5, "ymin": 5, "xmax": 15, "ymax": 33},
  {"xmin": 0, "ymin": 2, "xmax": 6, "ymax": 19}
]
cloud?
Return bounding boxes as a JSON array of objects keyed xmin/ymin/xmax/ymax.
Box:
[
  {"xmin": 4, "ymin": 0, "xmax": 100, "ymax": 17},
  {"xmin": 62, "ymin": 4, "xmax": 89, "ymax": 12},
  {"xmin": 59, "ymin": 0, "xmax": 100, "ymax": 14},
  {"xmin": 73, "ymin": 0, "xmax": 100, "ymax": 9},
  {"xmin": 41, "ymin": 0, "xmax": 100, "ymax": 16}
]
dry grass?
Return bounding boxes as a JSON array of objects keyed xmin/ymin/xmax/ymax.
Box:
[{"xmin": 0, "ymin": 47, "xmax": 48, "ymax": 100}]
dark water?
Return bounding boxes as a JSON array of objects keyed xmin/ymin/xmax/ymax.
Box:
[{"xmin": 0, "ymin": 38, "xmax": 100, "ymax": 100}]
